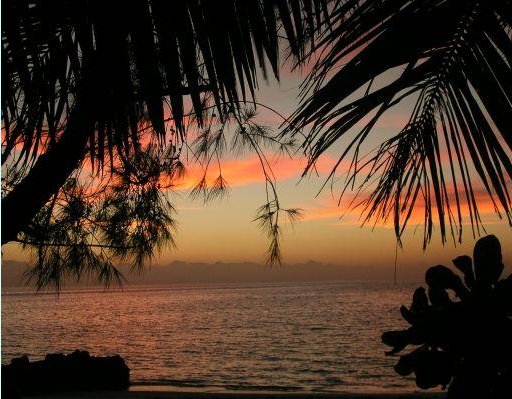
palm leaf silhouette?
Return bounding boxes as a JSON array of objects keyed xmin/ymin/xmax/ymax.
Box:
[
  {"xmin": 287, "ymin": 0, "xmax": 512, "ymax": 246},
  {"xmin": 1, "ymin": 0, "xmax": 327, "ymax": 244},
  {"xmin": 2, "ymin": 0, "xmax": 326, "ymax": 164}
]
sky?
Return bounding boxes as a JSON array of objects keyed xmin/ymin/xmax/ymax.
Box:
[{"xmin": 3, "ymin": 62, "xmax": 512, "ymax": 277}]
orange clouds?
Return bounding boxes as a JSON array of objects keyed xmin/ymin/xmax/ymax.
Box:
[
  {"xmin": 175, "ymin": 154, "xmax": 338, "ymax": 189},
  {"xmin": 300, "ymin": 185, "xmax": 509, "ymax": 228}
]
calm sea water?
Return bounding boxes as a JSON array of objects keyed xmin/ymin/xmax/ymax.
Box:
[{"xmin": 2, "ymin": 281, "xmax": 423, "ymax": 393}]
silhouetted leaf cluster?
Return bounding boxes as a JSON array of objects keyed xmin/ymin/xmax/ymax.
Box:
[
  {"xmin": 382, "ymin": 235, "xmax": 512, "ymax": 398},
  {"xmin": 19, "ymin": 145, "xmax": 179, "ymax": 289},
  {"xmin": 188, "ymin": 105, "xmax": 303, "ymax": 264},
  {"xmin": 5, "ymin": 103, "xmax": 303, "ymax": 286}
]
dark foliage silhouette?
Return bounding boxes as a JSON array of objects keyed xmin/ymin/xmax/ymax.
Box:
[
  {"xmin": 287, "ymin": 0, "xmax": 512, "ymax": 247},
  {"xmin": 2, "ymin": 0, "xmax": 326, "ymax": 245},
  {"xmin": 6, "ymin": 108, "xmax": 302, "ymax": 289},
  {"xmin": 382, "ymin": 235, "xmax": 512, "ymax": 398},
  {"xmin": 3, "ymin": 0, "xmax": 512, "ymax": 286},
  {"xmin": 2, "ymin": 0, "xmax": 320, "ymax": 286}
]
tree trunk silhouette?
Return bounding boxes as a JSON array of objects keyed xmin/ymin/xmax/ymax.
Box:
[{"xmin": 1, "ymin": 103, "xmax": 93, "ymax": 244}]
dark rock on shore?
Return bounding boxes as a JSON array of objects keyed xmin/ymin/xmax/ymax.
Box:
[{"xmin": 1, "ymin": 350, "xmax": 130, "ymax": 397}]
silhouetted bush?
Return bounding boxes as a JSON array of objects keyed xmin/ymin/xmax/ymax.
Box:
[{"xmin": 383, "ymin": 235, "xmax": 512, "ymax": 398}]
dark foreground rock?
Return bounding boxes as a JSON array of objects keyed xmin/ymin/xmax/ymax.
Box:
[{"xmin": 2, "ymin": 350, "xmax": 130, "ymax": 397}]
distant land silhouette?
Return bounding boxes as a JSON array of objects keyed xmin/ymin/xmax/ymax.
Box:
[{"xmin": 0, "ymin": 259, "xmax": 447, "ymax": 288}]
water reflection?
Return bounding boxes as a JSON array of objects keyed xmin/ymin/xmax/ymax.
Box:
[{"xmin": 3, "ymin": 281, "xmax": 420, "ymax": 393}]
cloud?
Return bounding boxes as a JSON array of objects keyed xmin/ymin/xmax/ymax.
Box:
[
  {"xmin": 175, "ymin": 154, "xmax": 339, "ymax": 189},
  {"xmin": 299, "ymin": 186, "xmax": 509, "ymax": 228}
]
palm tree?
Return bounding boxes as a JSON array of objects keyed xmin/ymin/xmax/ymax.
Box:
[
  {"xmin": 2, "ymin": 0, "xmax": 327, "ymax": 245},
  {"xmin": 287, "ymin": 0, "xmax": 512, "ymax": 247}
]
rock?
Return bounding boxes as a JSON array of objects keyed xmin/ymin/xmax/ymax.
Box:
[
  {"xmin": 1, "ymin": 350, "xmax": 130, "ymax": 395},
  {"xmin": 45, "ymin": 353, "xmax": 66, "ymax": 363},
  {"xmin": 10, "ymin": 356, "xmax": 28, "ymax": 367},
  {"xmin": 1, "ymin": 382, "xmax": 20, "ymax": 399}
]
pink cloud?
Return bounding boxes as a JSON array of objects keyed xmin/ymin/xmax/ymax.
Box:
[{"xmin": 300, "ymin": 184, "xmax": 510, "ymax": 228}]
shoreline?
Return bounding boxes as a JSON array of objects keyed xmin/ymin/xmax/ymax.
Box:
[{"xmin": 27, "ymin": 388, "xmax": 445, "ymax": 399}]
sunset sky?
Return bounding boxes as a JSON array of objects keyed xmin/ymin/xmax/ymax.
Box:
[{"xmin": 3, "ymin": 64, "xmax": 512, "ymax": 274}]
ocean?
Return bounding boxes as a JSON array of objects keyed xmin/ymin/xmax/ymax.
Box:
[{"xmin": 2, "ymin": 281, "xmax": 424, "ymax": 394}]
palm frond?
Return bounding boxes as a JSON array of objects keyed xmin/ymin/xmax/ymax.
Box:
[
  {"xmin": 286, "ymin": 0, "xmax": 512, "ymax": 244},
  {"xmin": 2, "ymin": 0, "xmax": 327, "ymax": 167}
]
